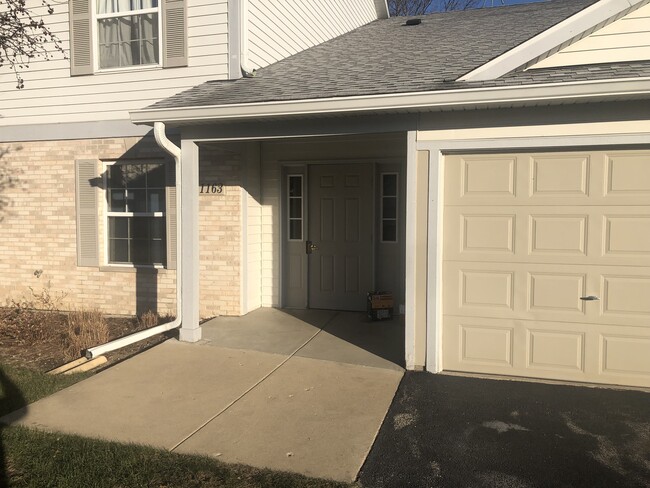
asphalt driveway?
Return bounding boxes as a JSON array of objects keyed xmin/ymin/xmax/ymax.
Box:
[{"xmin": 359, "ymin": 372, "xmax": 650, "ymax": 488}]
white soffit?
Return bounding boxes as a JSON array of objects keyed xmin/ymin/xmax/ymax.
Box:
[{"xmin": 458, "ymin": 0, "xmax": 648, "ymax": 82}]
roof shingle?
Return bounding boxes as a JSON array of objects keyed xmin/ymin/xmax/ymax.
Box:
[{"xmin": 150, "ymin": 0, "xmax": 642, "ymax": 110}]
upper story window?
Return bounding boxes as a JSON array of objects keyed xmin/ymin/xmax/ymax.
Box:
[
  {"xmin": 96, "ymin": 0, "xmax": 161, "ymax": 69},
  {"xmin": 106, "ymin": 162, "xmax": 166, "ymax": 266},
  {"xmin": 69, "ymin": 0, "xmax": 188, "ymax": 76}
]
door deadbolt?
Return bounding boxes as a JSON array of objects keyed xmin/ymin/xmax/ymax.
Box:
[{"xmin": 306, "ymin": 241, "xmax": 318, "ymax": 254}]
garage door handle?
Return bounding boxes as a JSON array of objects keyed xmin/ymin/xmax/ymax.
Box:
[{"xmin": 580, "ymin": 296, "xmax": 600, "ymax": 301}]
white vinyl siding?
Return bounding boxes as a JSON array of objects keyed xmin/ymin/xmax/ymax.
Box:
[
  {"xmin": 530, "ymin": 2, "xmax": 650, "ymax": 70},
  {"xmin": 0, "ymin": 0, "xmax": 227, "ymax": 126},
  {"xmin": 247, "ymin": 0, "xmax": 378, "ymax": 70}
]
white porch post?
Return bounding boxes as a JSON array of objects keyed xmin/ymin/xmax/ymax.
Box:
[
  {"xmin": 179, "ymin": 139, "xmax": 201, "ymax": 342},
  {"xmin": 405, "ymin": 131, "xmax": 429, "ymax": 370}
]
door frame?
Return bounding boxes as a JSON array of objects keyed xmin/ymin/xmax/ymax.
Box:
[{"xmin": 281, "ymin": 158, "xmax": 402, "ymax": 310}]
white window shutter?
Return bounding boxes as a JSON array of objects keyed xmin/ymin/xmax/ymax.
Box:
[
  {"xmin": 75, "ymin": 159, "xmax": 99, "ymax": 267},
  {"xmin": 69, "ymin": 0, "xmax": 94, "ymax": 76},
  {"xmin": 162, "ymin": 0, "xmax": 188, "ymax": 68},
  {"xmin": 166, "ymin": 162, "xmax": 177, "ymax": 270}
]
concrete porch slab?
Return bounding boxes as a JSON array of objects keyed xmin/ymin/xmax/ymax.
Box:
[
  {"xmin": 176, "ymin": 355, "xmax": 403, "ymax": 481},
  {"xmin": 3, "ymin": 308, "xmax": 405, "ymax": 482},
  {"xmin": 3, "ymin": 341, "xmax": 287, "ymax": 449},
  {"xmin": 202, "ymin": 308, "xmax": 405, "ymax": 371}
]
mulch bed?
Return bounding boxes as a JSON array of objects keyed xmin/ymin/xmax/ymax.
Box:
[{"xmin": 0, "ymin": 309, "xmax": 172, "ymax": 373}]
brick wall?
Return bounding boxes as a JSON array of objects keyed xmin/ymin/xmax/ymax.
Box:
[{"xmin": 0, "ymin": 136, "xmax": 242, "ymax": 318}]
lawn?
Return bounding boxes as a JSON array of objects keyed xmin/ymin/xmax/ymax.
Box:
[{"xmin": 0, "ymin": 362, "xmax": 353, "ymax": 488}]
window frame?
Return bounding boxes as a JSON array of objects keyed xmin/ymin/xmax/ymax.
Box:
[
  {"xmin": 380, "ymin": 172, "xmax": 399, "ymax": 244},
  {"xmin": 93, "ymin": 0, "xmax": 164, "ymax": 73},
  {"xmin": 287, "ymin": 174, "xmax": 304, "ymax": 242},
  {"xmin": 102, "ymin": 160, "xmax": 167, "ymax": 268}
]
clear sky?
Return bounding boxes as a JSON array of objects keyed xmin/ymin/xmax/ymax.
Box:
[{"xmin": 429, "ymin": 0, "xmax": 547, "ymax": 10}]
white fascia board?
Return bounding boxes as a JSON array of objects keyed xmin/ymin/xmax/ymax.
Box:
[
  {"xmin": 458, "ymin": 0, "xmax": 646, "ymax": 82},
  {"xmin": 376, "ymin": 0, "xmax": 390, "ymax": 19},
  {"xmin": 130, "ymin": 77, "xmax": 650, "ymax": 125}
]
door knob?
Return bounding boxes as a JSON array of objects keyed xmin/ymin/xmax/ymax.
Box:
[
  {"xmin": 580, "ymin": 296, "xmax": 600, "ymax": 301},
  {"xmin": 306, "ymin": 241, "xmax": 318, "ymax": 254}
]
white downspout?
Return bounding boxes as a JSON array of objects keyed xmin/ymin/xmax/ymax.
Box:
[{"xmin": 86, "ymin": 122, "xmax": 182, "ymax": 359}]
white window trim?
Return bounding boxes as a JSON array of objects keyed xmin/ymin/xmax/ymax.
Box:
[
  {"xmin": 92, "ymin": 0, "xmax": 163, "ymax": 73},
  {"xmin": 380, "ymin": 172, "xmax": 399, "ymax": 244},
  {"xmin": 287, "ymin": 174, "xmax": 304, "ymax": 242},
  {"xmin": 102, "ymin": 160, "xmax": 166, "ymax": 269}
]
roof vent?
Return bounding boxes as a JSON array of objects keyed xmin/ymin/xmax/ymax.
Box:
[{"xmin": 405, "ymin": 18, "xmax": 422, "ymax": 26}]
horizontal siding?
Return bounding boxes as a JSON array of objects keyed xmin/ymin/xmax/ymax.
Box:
[
  {"xmin": 0, "ymin": 0, "xmax": 228, "ymax": 126},
  {"xmin": 247, "ymin": 0, "xmax": 378, "ymax": 70},
  {"xmin": 531, "ymin": 2, "xmax": 650, "ymax": 69}
]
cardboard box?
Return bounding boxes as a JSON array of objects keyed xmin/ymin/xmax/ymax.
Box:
[{"xmin": 367, "ymin": 292, "xmax": 394, "ymax": 320}]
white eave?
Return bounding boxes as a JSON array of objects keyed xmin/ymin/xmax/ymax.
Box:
[
  {"xmin": 130, "ymin": 77, "xmax": 650, "ymax": 125},
  {"xmin": 459, "ymin": 0, "xmax": 648, "ymax": 82}
]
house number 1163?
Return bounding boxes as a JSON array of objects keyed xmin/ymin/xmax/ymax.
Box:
[{"xmin": 200, "ymin": 184, "xmax": 223, "ymax": 194}]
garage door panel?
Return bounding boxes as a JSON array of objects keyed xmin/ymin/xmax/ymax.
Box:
[
  {"xmin": 606, "ymin": 152, "xmax": 650, "ymax": 199},
  {"xmin": 442, "ymin": 149, "xmax": 650, "ymax": 388},
  {"xmin": 446, "ymin": 152, "xmax": 650, "ymax": 206},
  {"xmin": 445, "ymin": 261, "xmax": 650, "ymax": 327},
  {"xmin": 530, "ymin": 154, "xmax": 590, "ymax": 197},
  {"xmin": 445, "ymin": 206, "xmax": 650, "ymax": 267},
  {"xmin": 443, "ymin": 316, "xmax": 650, "ymax": 387},
  {"xmin": 527, "ymin": 329, "xmax": 585, "ymax": 373},
  {"xmin": 601, "ymin": 334, "xmax": 650, "ymax": 378}
]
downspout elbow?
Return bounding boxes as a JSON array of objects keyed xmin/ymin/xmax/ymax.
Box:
[{"xmin": 85, "ymin": 123, "xmax": 183, "ymax": 360}]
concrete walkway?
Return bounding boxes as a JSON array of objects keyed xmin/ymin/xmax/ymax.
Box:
[{"xmin": 2, "ymin": 309, "xmax": 404, "ymax": 482}]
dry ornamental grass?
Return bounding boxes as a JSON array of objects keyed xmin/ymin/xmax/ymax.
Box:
[{"xmin": 63, "ymin": 309, "xmax": 109, "ymax": 361}]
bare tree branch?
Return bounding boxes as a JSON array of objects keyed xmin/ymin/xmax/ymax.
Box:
[
  {"xmin": 0, "ymin": 0, "xmax": 66, "ymax": 88},
  {"xmin": 388, "ymin": 0, "xmax": 483, "ymax": 15}
]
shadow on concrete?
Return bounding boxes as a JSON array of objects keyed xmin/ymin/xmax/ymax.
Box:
[
  {"xmin": 0, "ymin": 367, "xmax": 27, "ymax": 486},
  {"xmin": 202, "ymin": 307, "xmax": 405, "ymax": 370}
]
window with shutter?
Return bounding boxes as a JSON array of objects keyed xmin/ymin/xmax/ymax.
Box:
[
  {"xmin": 106, "ymin": 162, "xmax": 167, "ymax": 266},
  {"xmin": 68, "ymin": 0, "xmax": 187, "ymax": 75}
]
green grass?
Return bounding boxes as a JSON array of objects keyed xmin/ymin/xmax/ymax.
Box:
[
  {"xmin": 0, "ymin": 362, "xmax": 90, "ymax": 417},
  {"xmin": 0, "ymin": 363, "xmax": 354, "ymax": 488},
  {"xmin": 3, "ymin": 427, "xmax": 352, "ymax": 488}
]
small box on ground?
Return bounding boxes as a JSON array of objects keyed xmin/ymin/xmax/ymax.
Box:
[{"xmin": 367, "ymin": 292, "xmax": 394, "ymax": 321}]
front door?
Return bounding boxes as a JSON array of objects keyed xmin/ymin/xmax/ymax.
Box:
[{"xmin": 307, "ymin": 163, "xmax": 374, "ymax": 311}]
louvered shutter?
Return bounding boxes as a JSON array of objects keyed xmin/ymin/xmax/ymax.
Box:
[
  {"xmin": 165, "ymin": 162, "xmax": 177, "ymax": 270},
  {"xmin": 69, "ymin": 0, "xmax": 94, "ymax": 76},
  {"xmin": 162, "ymin": 0, "xmax": 188, "ymax": 68},
  {"xmin": 75, "ymin": 160, "xmax": 99, "ymax": 267}
]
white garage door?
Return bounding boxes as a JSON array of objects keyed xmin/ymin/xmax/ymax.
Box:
[{"xmin": 442, "ymin": 150, "xmax": 650, "ymax": 388}]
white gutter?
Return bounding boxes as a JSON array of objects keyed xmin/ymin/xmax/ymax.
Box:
[
  {"xmin": 130, "ymin": 77, "xmax": 650, "ymax": 125},
  {"xmin": 86, "ymin": 122, "xmax": 182, "ymax": 359}
]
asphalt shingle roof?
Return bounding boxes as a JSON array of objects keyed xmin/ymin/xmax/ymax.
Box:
[{"xmin": 149, "ymin": 0, "xmax": 643, "ymax": 110}]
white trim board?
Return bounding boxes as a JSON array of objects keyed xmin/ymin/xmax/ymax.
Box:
[
  {"xmin": 131, "ymin": 77, "xmax": 650, "ymax": 125},
  {"xmin": 459, "ymin": 0, "xmax": 650, "ymax": 82}
]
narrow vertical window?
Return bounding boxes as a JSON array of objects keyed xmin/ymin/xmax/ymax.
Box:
[
  {"xmin": 288, "ymin": 175, "xmax": 303, "ymax": 241},
  {"xmin": 381, "ymin": 173, "xmax": 398, "ymax": 243}
]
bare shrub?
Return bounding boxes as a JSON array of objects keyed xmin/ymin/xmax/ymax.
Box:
[
  {"xmin": 136, "ymin": 310, "xmax": 176, "ymax": 330},
  {"xmin": 63, "ymin": 309, "xmax": 109, "ymax": 360},
  {"xmin": 137, "ymin": 310, "xmax": 159, "ymax": 330},
  {"xmin": 0, "ymin": 282, "xmax": 68, "ymax": 345}
]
